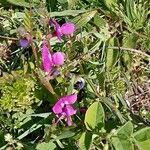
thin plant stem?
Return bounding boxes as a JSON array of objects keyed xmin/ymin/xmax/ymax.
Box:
[
  {"xmin": 108, "ymin": 46, "xmax": 150, "ymax": 58},
  {"xmin": 0, "ymin": 35, "xmax": 18, "ymax": 41}
]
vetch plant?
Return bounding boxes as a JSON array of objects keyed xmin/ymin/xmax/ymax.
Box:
[{"xmin": 0, "ymin": 1, "xmax": 150, "ymax": 149}]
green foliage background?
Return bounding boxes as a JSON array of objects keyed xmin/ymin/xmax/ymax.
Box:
[{"xmin": 0, "ymin": 0, "xmax": 150, "ymax": 149}]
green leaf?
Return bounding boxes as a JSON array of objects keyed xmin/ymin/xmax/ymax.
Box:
[
  {"xmin": 111, "ymin": 121, "xmax": 134, "ymax": 150},
  {"xmin": 84, "ymin": 102, "xmax": 105, "ymax": 131},
  {"xmin": 0, "ymin": 131, "xmax": 5, "ymax": 147},
  {"xmin": 97, "ymin": 72, "xmax": 105, "ymax": 91},
  {"xmin": 67, "ymin": 0, "xmax": 78, "ymax": 9},
  {"xmin": 116, "ymin": 121, "xmax": 133, "ymax": 139},
  {"xmin": 106, "ymin": 37, "xmax": 119, "ymax": 70},
  {"xmin": 134, "ymin": 127, "xmax": 150, "ymax": 142},
  {"xmin": 122, "ymin": 32, "xmax": 137, "ymax": 68},
  {"xmin": 31, "ymin": 113, "xmax": 52, "ymax": 118},
  {"xmin": 46, "ymin": 0, "xmax": 58, "ymax": 12},
  {"xmin": 18, "ymin": 124, "xmax": 42, "ymax": 140},
  {"xmin": 54, "ymin": 131, "xmax": 75, "ymax": 140},
  {"xmin": 7, "ymin": 0, "xmax": 30, "ymax": 7},
  {"xmin": 67, "ymin": 75, "xmax": 76, "ymax": 94},
  {"xmin": 125, "ymin": 0, "xmax": 135, "ymax": 21},
  {"xmin": 50, "ymin": 10, "xmax": 87, "ymax": 17},
  {"xmin": 72, "ymin": 10, "xmax": 97, "ymax": 28},
  {"xmin": 134, "ymin": 128, "xmax": 150, "ymax": 150},
  {"xmin": 36, "ymin": 142, "xmax": 56, "ymax": 150},
  {"xmin": 94, "ymin": 14, "xmax": 106, "ymax": 27},
  {"xmin": 104, "ymin": 0, "xmax": 117, "ymax": 10},
  {"xmin": 123, "ymin": 33, "xmax": 137, "ymax": 48},
  {"xmin": 111, "ymin": 136, "xmax": 134, "ymax": 150},
  {"xmin": 23, "ymin": 9, "xmax": 33, "ymax": 32},
  {"xmin": 136, "ymin": 140, "xmax": 150, "ymax": 150},
  {"xmin": 79, "ymin": 132, "xmax": 93, "ymax": 150},
  {"xmin": 57, "ymin": 0, "xmax": 67, "ymax": 3}
]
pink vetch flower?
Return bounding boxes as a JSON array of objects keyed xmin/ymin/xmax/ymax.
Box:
[
  {"xmin": 52, "ymin": 52, "xmax": 65, "ymax": 66},
  {"xmin": 41, "ymin": 42, "xmax": 53, "ymax": 72},
  {"xmin": 50, "ymin": 18, "xmax": 75, "ymax": 41},
  {"xmin": 52, "ymin": 93, "xmax": 77, "ymax": 126}
]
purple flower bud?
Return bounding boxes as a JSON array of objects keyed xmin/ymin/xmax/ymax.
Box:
[
  {"xmin": 80, "ymin": 107, "xmax": 87, "ymax": 114},
  {"xmin": 52, "ymin": 52, "xmax": 65, "ymax": 66},
  {"xmin": 51, "ymin": 69, "xmax": 60, "ymax": 77},
  {"xmin": 19, "ymin": 39, "xmax": 29, "ymax": 48},
  {"xmin": 74, "ymin": 78, "xmax": 85, "ymax": 90},
  {"xmin": 61, "ymin": 22, "xmax": 75, "ymax": 35}
]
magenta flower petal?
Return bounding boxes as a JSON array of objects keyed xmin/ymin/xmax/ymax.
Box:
[
  {"xmin": 42, "ymin": 43, "xmax": 53, "ymax": 72},
  {"xmin": 19, "ymin": 39, "xmax": 29, "ymax": 48},
  {"xmin": 50, "ymin": 18, "xmax": 62, "ymax": 41},
  {"xmin": 64, "ymin": 105, "xmax": 76, "ymax": 126},
  {"xmin": 52, "ymin": 52, "xmax": 65, "ymax": 66},
  {"xmin": 51, "ymin": 69, "xmax": 60, "ymax": 77},
  {"xmin": 52, "ymin": 99, "xmax": 64, "ymax": 114},
  {"xmin": 56, "ymin": 24, "xmax": 62, "ymax": 41},
  {"xmin": 61, "ymin": 22, "xmax": 75, "ymax": 35},
  {"xmin": 66, "ymin": 116, "xmax": 73, "ymax": 126},
  {"xmin": 63, "ymin": 93, "xmax": 77, "ymax": 105},
  {"xmin": 63, "ymin": 105, "xmax": 77, "ymax": 116}
]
